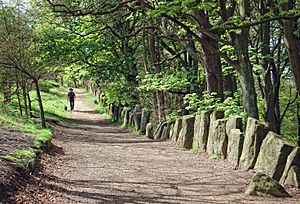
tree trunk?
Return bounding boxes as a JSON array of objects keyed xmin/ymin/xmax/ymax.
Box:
[
  {"xmin": 223, "ymin": 74, "xmax": 237, "ymax": 97},
  {"xmin": 192, "ymin": 9, "xmax": 224, "ymax": 99},
  {"xmin": 22, "ymin": 83, "xmax": 28, "ymax": 115},
  {"xmin": 148, "ymin": 22, "xmax": 165, "ymax": 122},
  {"xmin": 282, "ymin": 0, "xmax": 300, "ymax": 95},
  {"xmin": 271, "ymin": 60, "xmax": 281, "ymax": 134},
  {"xmin": 230, "ymin": 31, "xmax": 259, "ymax": 119},
  {"xmin": 230, "ymin": 0, "xmax": 259, "ymax": 119},
  {"xmin": 60, "ymin": 76, "xmax": 64, "ymax": 86},
  {"xmin": 201, "ymin": 36, "xmax": 224, "ymax": 99},
  {"xmin": 261, "ymin": 0, "xmax": 277, "ymax": 132},
  {"xmin": 33, "ymin": 80, "xmax": 46, "ymax": 128},
  {"xmin": 16, "ymin": 82, "xmax": 23, "ymax": 116},
  {"xmin": 297, "ymin": 103, "xmax": 300, "ymax": 147},
  {"xmin": 27, "ymin": 92, "xmax": 33, "ymax": 117}
]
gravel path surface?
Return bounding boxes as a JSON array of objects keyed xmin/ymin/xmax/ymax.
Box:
[{"xmin": 12, "ymin": 89, "xmax": 300, "ymax": 204}]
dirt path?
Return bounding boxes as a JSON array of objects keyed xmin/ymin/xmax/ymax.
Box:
[{"xmin": 12, "ymin": 90, "xmax": 300, "ymax": 204}]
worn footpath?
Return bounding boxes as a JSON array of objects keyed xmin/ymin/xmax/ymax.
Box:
[{"xmin": 12, "ymin": 89, "xmax": 300, "ymax": 204}]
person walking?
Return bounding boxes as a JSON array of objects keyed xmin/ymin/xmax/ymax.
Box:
[{"xmin": 67, "ymin": 88, "xmax": 76, "ymax": 111}]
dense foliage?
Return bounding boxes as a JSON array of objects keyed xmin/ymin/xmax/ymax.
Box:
[{"xmin": 0, "ymin": 0, "xmax": 299, "ymax": 144}]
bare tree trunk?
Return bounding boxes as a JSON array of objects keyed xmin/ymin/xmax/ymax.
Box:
[
  {"xmin": 297, "ymin": 103, "xmax": 300, "ymax": 147},
  {"xmin": 261, "ymin": 0, "xmax": 277, "ymax": 132},
  {"xmin": 27, "ymin": 92, "xmax": 33, "ymax": 117},
  {"xmin": 201, "ymin": 37, "xmax": 224, "ymax": 99},
  {"xmin": 21, "ymin": 83, "xmax": 28, "ymax": 115},
  {"xmin": 148, "ymin": 22, "xmax": 165, "ymax": 122},
  {"xmin": 192, "ymin": 9, "xmax": 224, "ymax": 99},
  {"xmin": 60, "ymin": 76, "xmax": 64, "ymax": 86},
  {"xmin": 230, "ymin": 0, "xmax": 259, "ymax": 119},
  {"xmin": 33, "ymin": 79, "xmax": 46, "ymax": 128},
  {"xmin": 223, "ymin": 74, "xmax": 237, "ymax": 97},
  {"xmin": 16, "ymin": 81, "xmax": 23, "ymax": 116},
  {"xmin": 282, "ymin": 1, "xmax": 300, "ymax": 95}
]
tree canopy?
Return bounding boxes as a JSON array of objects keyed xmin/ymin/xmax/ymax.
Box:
[{"xmin": 0, "ymin": 0, "xmax": 299, "ymax": 144}]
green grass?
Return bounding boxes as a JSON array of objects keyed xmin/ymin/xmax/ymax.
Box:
[
  {"xmin": 2, "ymin": 149, "xmax": 36, "ymax": 170},
  {"xmin": 85, "ymin": 91, "xmax": 110, "ymax": 118},
  {"xmin": 0, "ymin": 84, "xmax": 68, "ymax": 170},
  {"xmin": 30, "ymin": 86, "xmax": 71, "ymax": 122}
]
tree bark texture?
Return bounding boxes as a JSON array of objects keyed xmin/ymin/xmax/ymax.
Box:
[
  {"xmin": 148, "ymin": 22, "xmax": 165, "ymax": 122},
  {"xmin": 34, "ymin": 80, "xmax": 46, "ymax": 128}
]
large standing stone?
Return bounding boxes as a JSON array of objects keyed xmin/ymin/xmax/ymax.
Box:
[
  {"xmin": 133, "ymin": 112, "xmax": 142, "ymax": 131},
  {"xmin": 140, "ymin": 108, "xmax": 150, "ymax": 133},
  {"xmin": 133, "ymin": 105, "xmax": 142, "ymax": 130},
  {"xmin": 206, "ymin": 111, "xmax": 224, "ymax": 155},
  {"xmin": 154, "ymin": 122, "xmax": 167, "ymax": 140},
  {"xmin": 255, "ymin": 132, "xmax": 293, "ymax": 181},
  {"xmin": 169, "ymin": 124, "xmax": 174, "ymax": 140},
  {"xmin": 121, "ymin": 108, "xmax": 125, "ymax": 121},
  {"xmin": 177, "ymin": 115, "xmax": 195, "ymax": 149},
  {"xmin": 280, "ymin": 147, "xmax": 300, "ymax": 185},
  {"xmin": 206, "ymin": 119, "xmax": 228, "ymax": 159},
  {"xmin": 171, "ymin": 117, "xmax": 182, "ymax": 143},
  {"xmin": 146, "ymin": 123, "xmax": 154, "ymax": 139},
  {"xmin": 129, "ymin": 112, "xmax": 134, "ymax": 126},
  {"xmin": 239, "ymin": 117, "xmax": 269, "ymax": 169},
  {"xmin": 118, "ymin": 107, "xmax": 123, "ymax": 122},
  {"xmin": 227, "ymin": 129, "xmax": 244, "ymax": 168},
  {"xmin": 161, "ymin": 123, "xmax": 171, "ymax": 141},
  {"xmin": 122, "ymin": 107, "xmax": 131, "ymax": 127},
  {"xmin": 284, "ymin": 165, "xmax": 300, "ymax": 188},
  {"xmin": 113, "ymin": 106, "xmax": 119, "ymax": 121},
  {"xmin": 192, "ymin": 111, "xmax": 211, "ymax": 152},
  {"xmin": 226, "ymin": 115, "xmax": 243, "ymax": 136},
  {"xmin": 245, "ymin": 173, "xmax": 289, "ymax": 197},
  {"xmin": 108, "ymin": 104, "xmax": 113, "ymax": 116}
]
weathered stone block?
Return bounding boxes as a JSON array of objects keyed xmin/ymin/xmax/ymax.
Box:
[
  {"xmin": 122, "ymin": 107, "xmax": 131, "ymax": 127},
  {"xmin": 192, "ymin": 111, "xmax": 211, "ymax": 152},
  {"xmin": 146, "ymin": 123, "xmax": 154, "ymax": 139},
  {"xmin": 178, "ymin": 115, "xmax": 195, "ymax": 149},
  {"xmin": 154, "ymin": 122, "xmax": 167, "ymax": 140},
  {"xmin": 140, "ymin": 109, "xmax": 150, "ymax": 133},
  {"xmin": 255, "ymin": 132, "xmax": 293, "ymax": 181},
  {"xmin": 226, "ymin": 115, "xmax": 243, "ymax": 136},
  {"xmin": 245, "ymin": 173, "xmax": 289, "ymax": 197},
  {"xmin": 206, "ymin": 110, "xmax": 224, "ymax": 155},
  {"xmin": 280, "ymin": 147, "xmax": 300, "ymax": 185},
  {"xmin": 161, "ymin": 123, "xmax": 171, "ymax": 141},
  {"xmin": 284, "ymin": 165, "xmax": 300, "ymax": 188},
  {"xmin": 171, "ymin": 117, "xmax": 182, "ymax": 143},
  {"xmin": 207, "ymin": 119, "xmax": 228, "ymax": 159},
  {"xmin": 129, "ymin": 112, "xmax": 134, "ymax": 126},
  {"xmin": 118, "ymin": 107, "xmax": 123, "ymax": 122},
  {"xmin": 227, "ymin": 129, "xmax": 244, "ymax": 168},
  {"xmin": 169, "ymin": 124, "xmax": 174, "ymax": 139},
  {"xmin": 133, "ymin": 112, "xmax": 142, "ymax": 131},
  {"xmin": 108, "ymin": 104, "xmax": 113, "ymax": 116},
  {"xmin": 113, "ymin": 106, "xmax": 119, "ymax": 121},
  {"xmin": 239, "ymin": 117, "xmax": 269, "ymax": 169}
]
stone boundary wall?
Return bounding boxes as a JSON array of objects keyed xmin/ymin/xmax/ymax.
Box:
[{"xmin": 108, "ymin": 104, "xmax": 300, "ymax": 188}]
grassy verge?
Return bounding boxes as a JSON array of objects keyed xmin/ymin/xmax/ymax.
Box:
[
  {"xmin": 0, "ymin": 83, "xmax": 68, "ymax": 171},
  {"xmin": 85, "ymin": 91, "xmax": 110, "ymax": 118}
]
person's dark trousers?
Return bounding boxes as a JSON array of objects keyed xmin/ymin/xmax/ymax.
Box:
[{"xmin": 70, "ymin": 100, "xmax": 75, "ymax": 111}]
